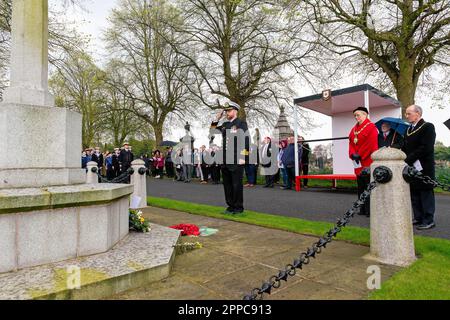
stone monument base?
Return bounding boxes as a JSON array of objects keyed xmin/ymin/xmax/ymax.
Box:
[
  {"xmin": 0, "ymin": 103, "xmax": 84, "ymax": 189},
  {"xmin": 0, "ymin": 184, "xmax": 133, "ymax": 273}
]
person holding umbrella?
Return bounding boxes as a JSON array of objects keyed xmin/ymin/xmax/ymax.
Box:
[
  {"xmin": 378, "ymin": 121, "xmax": 404, "ymax": 149},
  {"xmin": 348, "ymin": 107, "xmax": 379, "ymax": 217}
]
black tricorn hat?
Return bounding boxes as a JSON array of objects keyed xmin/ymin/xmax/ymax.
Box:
[{"xmin": 353, "ymin": 106, "xmax": 369, "ymax": 114}]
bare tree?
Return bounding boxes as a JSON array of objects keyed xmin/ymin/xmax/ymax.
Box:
[
  {"xmin": 104, "ymin": 0, "xmax": 197, "ymax": 146},
  {"xmin": 49, "ymin": 50, "xmax": 106, "ymax": 149},
  {"xmin": 101, "ymin": 61, "xmax": 145, "ymax": 147},
  {"xmin": 167, "ymin": 0, "xmax": 317, "ymax": 127},
  {"xmin": 301, "ymin": 0, "xmax": 450, "ymax": 113}
]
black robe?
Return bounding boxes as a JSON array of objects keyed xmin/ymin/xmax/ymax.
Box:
[{"xmin": 402, "ymin": 119, "xmax": 436, "ymax": 190}]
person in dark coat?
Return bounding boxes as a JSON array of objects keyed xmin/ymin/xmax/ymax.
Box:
[
  {"xmin": 112, "ymin": 148, "xmax": 121, "ymax": 178},
  {"xmin": 119, "ymin": 143, "xmax": 134, "ymax": 183},
  {"xmin": 299, "ymin": 137, "xmax": 311, "ymax": 188},
  {"xmin": 211, "ymin": 101, "xmax": 250, "ymax": 214},
  {"xmin": 402, "ymin": 105, "xmax": 437, "ymax": 230},
  {"xmin": 281, "ymin": 136, "xmax": 303, "ymax": 190},
  {"xmin": 105, "ymin": 152, "xmax": 115, "ymax": 180},
  {"xmin": 260, "ymin": 137, "xmax": 274, "ymax": 188},
  {"xmin": 378, "ymin": 122, "xmax": 404, "ymax": 149},
  {"xmin": 210, "ymin": 145, "xmax": 221, "ymax": 184},
  {"xmin": 91, "ymin": 147, "xmax": 104, "ymax": 170},
  {"xmin": 199, "ymin": 145, "xmax": 210, "ymax": 184},
  {"xmin": 165, "ymin": 147, "xmax": 174, "ymax": 178}
]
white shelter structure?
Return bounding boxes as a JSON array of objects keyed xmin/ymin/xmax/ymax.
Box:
[{"xmin": 292, "ymin": 84, "xmax": 402, "ymax": 189}]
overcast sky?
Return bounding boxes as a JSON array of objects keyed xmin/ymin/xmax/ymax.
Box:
[{"xmin": 53, "ymin": 0, "xmax": 450, "ymax": 147}]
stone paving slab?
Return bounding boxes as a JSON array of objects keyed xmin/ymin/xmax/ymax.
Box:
[
  {"xmin": 0, "ymin": 224, "xmax": 180, "ymax": 300},
  {"xmin": 107, "ymin": 207, "xmax": 402, "ymax": 300}
]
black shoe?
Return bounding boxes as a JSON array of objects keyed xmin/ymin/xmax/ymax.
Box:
[
  {"xmin": 233, "ymin": 209, "xmax": 244, "ymax": 214},
  {"xmin": 416, "ymin": 223, "xmax": 436, "ymax": 230},
  {"xmin": 223, "ymin": 207, "xmax": 234, "ymax": 214},
  {"xmin": 412, "ymin": 220, "xmax": 422, "ymax": 226},
  {"xmin": 281, "ymin": 187, "xmax": 292, "ymax": 190}
]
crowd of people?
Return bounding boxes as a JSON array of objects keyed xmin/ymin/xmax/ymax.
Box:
[
  {"xmin": 81, "ymin": 143, "xmax": 135, "ymax": 180},
  {"xmin": 80, "ymin": 137, "xmax": 312, "ymax": 190},
  {"xmin": 80, "ymin": 102, "xmax": 436, "ymax": 231}
]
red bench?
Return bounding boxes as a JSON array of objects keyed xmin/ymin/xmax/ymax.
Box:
[{"xmin": 295, "ymin": 174, "xmax": 357, "ymax": 192}]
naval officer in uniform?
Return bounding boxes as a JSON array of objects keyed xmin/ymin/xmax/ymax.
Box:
[{"xmin": 211, "ymin": 101, "xmax": 250, "ymax": 214}]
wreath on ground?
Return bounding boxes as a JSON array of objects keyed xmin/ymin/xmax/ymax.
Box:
[{"xmin": 129, "ymin": 209, "xmax": 151, "ymax": 233}]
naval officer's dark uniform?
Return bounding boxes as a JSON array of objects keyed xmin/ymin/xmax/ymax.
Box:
[{"xmin": 211, "ymin": 104, "xmax": 250, "ymax": 214}]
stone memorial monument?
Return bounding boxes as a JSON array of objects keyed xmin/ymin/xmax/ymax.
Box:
[{"xmin": 0, "ymin": 0, "xmax": 133, "ymax": 274}]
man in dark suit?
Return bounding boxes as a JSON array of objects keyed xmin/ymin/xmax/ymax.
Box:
[
  {"xmin": 91, "ymin": 147, "xmax": 104, "ymax": 170},
  {"xmin": 112, "ymin": 148, "xmax": 121, "ymax": 177},
  {"xmin": 299, "ymin": 137, "xmax": 311, "ymax": 188},
  {"xmin": 402, "ymin": 105, "xmax": 436, "ymax": 230},
  {"xmin": 378, "ymin": 122, "xmax": 404, "ymax": 149},
  {"xmin": 211, "ymin": 101, "xmax": 250, "ymax": 214},
  {"xmin": 119, "ymin": 143, "xmax": 134, "ymax": 183}
]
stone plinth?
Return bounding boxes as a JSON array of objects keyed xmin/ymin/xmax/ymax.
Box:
[
  {"xmin": 86, "ymin": 162, "xmax": 99, "ymax": 184},
  {"xmin": 0, "ymin": 184, "xmax": 133, "ymax": 273},
  {"xmin": 366, "ymin": 147, "xmax": 416, "ymax": 267},
  {"xmin": 0, "ymin": 104, "xmax": 85, "ymax": 189},
  {"xmin": 0, "ymin": 224, "xmax": 180, "ymax": 300},
  {"xmin": 130, "ymin": 160, "xmax": 147, "ymax": 209}
]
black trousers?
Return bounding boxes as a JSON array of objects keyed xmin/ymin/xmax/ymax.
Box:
[
  {"xmin": 211, "ymin": 165, "xmax": 221, "ymax": 183},
  {"xmin": 165, "ymin": 162, "xmax": 174, "ymax": 177},
  {"xmin": 264, "ymin": 174, "xmax": 275, "ymax": 187},
  {"xmin": 273, "ymin": 169, "xmax": 280, "ymax": 184},
  {"xmin": 301, "ymin": 164, "xmax": 309, "ymax": 186},
  {"xmin": 201, "ymin": 165, "xmax": 210, "ymax": 181},
  {"xmin": 411, "ymin": 189, "xmax": 435, "ymax": 225},
  {"xmin": 357, "ymin": 174, "xmax": 371, "ymax": 215},
  {"xmin": 221, "ymin": 165, "xmax": 244, "ymax": 211}
]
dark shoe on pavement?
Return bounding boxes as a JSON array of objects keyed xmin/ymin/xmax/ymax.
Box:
[
  {"xmin": 412, "ymin": 219, "xmax": 422, "ymax": 226},
  {"xmin": 416, "ymin": 223, "xmax": 436, "ymax": 230},
  {"xmin": 223, "ymin": 208, "xmax": 234, "ymax": 215}
]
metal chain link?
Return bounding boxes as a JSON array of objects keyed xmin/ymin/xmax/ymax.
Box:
[
  {"xmin": 403, "ymin": 166, "xmax": 450, "ymax": 192},
  {"xmin": 242, "ymin": 181, "xmax": 378, "ymax": 300},
  {"xmin": 95, "ymin": 169, "xmax": 133, "ymax": 184}
]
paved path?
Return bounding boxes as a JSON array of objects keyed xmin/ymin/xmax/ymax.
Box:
[
  {"xmin": 107, "ymin": 207, "xmax": 400, "ymax": 300},
  {"xmin": 147, "ymin": 177, "xmax": 450, "ymax": 240}
]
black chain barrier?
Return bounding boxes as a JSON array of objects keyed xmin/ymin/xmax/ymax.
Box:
[
  {"xmin": 90, "ymin": 167, "xmax": 143, "ymax": 184},
  {"xmin": 241, "ymin": 166, "xmax": 395, "ymax": 301},
  {"xmin": 403, "ymin": 166, "xmax": 450, "ymax": 192}
]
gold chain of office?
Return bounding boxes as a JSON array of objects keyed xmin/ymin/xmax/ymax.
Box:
[
  {"xmin": 353, "ymin": 122, "xmax": 371, "ymax": 145},
  {"xmin": 406, "ymin": 122, "xmax": 427, "ymax": 137}
]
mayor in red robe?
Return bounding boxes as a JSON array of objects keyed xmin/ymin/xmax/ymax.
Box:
[{"xmin": 348, "ymin": 107, "xmax": 379, "ymax": 216}]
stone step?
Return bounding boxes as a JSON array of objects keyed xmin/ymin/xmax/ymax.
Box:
[{"xmin": 0, "ymin": 224, "xmax": 180, "ymax": 300}]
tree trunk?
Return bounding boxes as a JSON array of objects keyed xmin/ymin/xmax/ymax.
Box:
[
  {"xmin": 395, "ymin": 59, "xmax": 416, "ymax": 118},
  {"xmin": 153, "ymin": 124, "xmax": 163, "ymax": 148},
  {"xmin": 395, "ymin": 81, "xmax": 416, "ymax": 118}
]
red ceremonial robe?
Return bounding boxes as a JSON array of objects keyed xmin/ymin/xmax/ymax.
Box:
[{"xmin": 348, "ymin": 118, "xmax": 379, "ymax": 176}]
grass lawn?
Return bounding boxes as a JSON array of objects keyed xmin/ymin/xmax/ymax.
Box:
[{"xmin": 148, "ymin": 196, "xmax": 450, "ymax": 300}]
